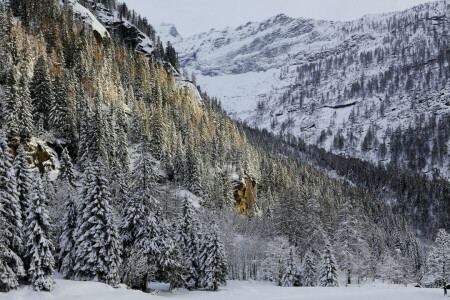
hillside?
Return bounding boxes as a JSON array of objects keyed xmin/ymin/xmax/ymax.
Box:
[
  {"xmin": 0, "ymin": 0, "xmax": 447, "ymax": 297},
  {"xmin": 164, "ymin": 0, "xmax": 450, "ymax": 179}
]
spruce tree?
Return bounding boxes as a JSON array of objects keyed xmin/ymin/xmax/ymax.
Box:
[
  {"xmin": 58, "ymin": 193, "xmax": 77, "ymax": 279},
  {"xmin": 301, "ymin": 250, "xmax": 317, "ymax": 287},
  {"xmin": 30, "ymin": 56, "xmax": 53, "ymax": 131},
  {"xmin": 3, "ymin": 66, "xmax": 20, "ymax": 138},
  {"xmin": 58, "ymin": 147, "xmax": 76, "ymax": 187},
  {"xmin": 319, "ymin": 243, "xmax": 339, "ymax": 287},
  {"xmin": 280, "ymin": 249, "xmax": 301, "ymax": 287},
  {"xmin": 17, "ymin": 75, "xmax": 34, "ymax": 139},
  {"xmin": 73, "ymin": 159, "xmax": 122, "ymax": 287},
  {"xmin": 425, "ymin": 229, "xmax": 450, "ymax": 290},
  {"xmin": 24, "ymin": 174, "xmax": 55, "ymax": 292},
  {"xmin": 175, "ymin": 197, "xmax": 201, "ymax": 290},
  {"xmin": 13, "ymin": 145, "xmax": 32, "ymax": 224},
  {"xmin": 198, "ymin": 228, "xmax": 228, "ymax": 291},
  {"xmin": 0, "ymin": 132, "xmax": 23, "ymax": 291}
]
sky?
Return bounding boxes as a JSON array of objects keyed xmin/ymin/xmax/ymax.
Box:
[{"xmin": 122, "ymin": 0, "xmax": 436, "ymax": 37}]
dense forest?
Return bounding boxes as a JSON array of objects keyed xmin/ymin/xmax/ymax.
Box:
[{"xmin": 0, "ymin": 0, "xmax": 448, "ymax": 294}]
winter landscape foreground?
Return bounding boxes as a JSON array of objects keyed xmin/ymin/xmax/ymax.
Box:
[{"xmin": 0, "ymin": 279, "xmax": 444, "ymax": 300}]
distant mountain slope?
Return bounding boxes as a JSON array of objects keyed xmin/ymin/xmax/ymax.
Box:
[{"xmin": 163, "ymin": 0, "xmax": 450, "ymax": 179}]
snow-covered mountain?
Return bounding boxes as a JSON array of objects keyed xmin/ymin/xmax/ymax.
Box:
[{"xmin": 162, "ymin": 0, "xmax": 450, "ymax": 178}]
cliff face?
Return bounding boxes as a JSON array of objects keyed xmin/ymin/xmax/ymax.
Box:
[{"xmin": 234, "ymin": 178, "xmax": 257, "ymax": 216}]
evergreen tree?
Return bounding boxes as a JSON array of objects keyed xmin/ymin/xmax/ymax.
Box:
[
  {"xmin": 30, "ymin": 56, "xmax": 53, "ymax": 131},
  {"xmin": 17, "ymin": 75, "xmax": 34, "ymax": 139},
  {"xmin": 280, "ymin": 249, "xmax": 301, "ymax": 287},
  {"xmin": 120, "ymin": 135, "xmax": 156, "ymax": 251},
  {"xmin": 24, "ymin": 174, "xmax": 54, "ymax": 291},
  {"xmin": 2, "ymin": 66, "xmax": 20, "ymax": 138},
  {"xmin": 425, "ymin": 229, "xmax": 450, "ymax": 289},
  {"xmin": 73, "ymin": 159, "xmax": 121, "ymax": 287},
  {"xmin": 198, "ymin": 227, "xmax": 228, "ymax": 291},
  {"xmin": 176, "ymin": 197, "xmax": 201, "ymax": 290},
  {"xmin": 184, "ymin": 135, "xmax": 203, "ymax": 195},
  {"xmin": 334, "ymin": 201, "xmax": 369, "ymax": 284},
  {"xmin": 0, "ymin": 132, "xmax": 23, "ymax": 291},
  {"xmin": 58, "ymin": 147, "xmax": 76, "ymax": 187},
  {"xmin": 301, "ymin": 250, "xmax": 317, "ymax": 287},
  {"xmin": 13, "ymin": 145, "xmax": 32, "ymax": 224},
  {"xmin": 58, "ymin": 193, "xmax": 77, "ymax": 279},
  {"xmin": 319, "ymin": 243, "xmax": 339, "ymax": 287}
]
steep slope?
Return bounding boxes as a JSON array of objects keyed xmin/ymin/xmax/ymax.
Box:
[{"xmin": 165, "ymin": 0, "xmax": 450, "ymax": 178}]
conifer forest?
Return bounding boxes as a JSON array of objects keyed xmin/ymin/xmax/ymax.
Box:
[{"xmin": 0, "ymin": 0, "xmax": 448, "ymax": 298}]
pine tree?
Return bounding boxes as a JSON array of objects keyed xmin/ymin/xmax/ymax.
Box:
[
  {"xmin": 24, "ymin": 174, "xmax": 55, "ymax": 291},
  {"xmin": 425, "ymin": 229, "xmax": 450, "ymax": 289},
  {"xmin": 58, "ymin": 147, "xmax": 76, "ymax": 187},
  {"xmin": 73, "ymin": 159, "xmax": 122, "ymax": 287},
  {"xmin": 133, "ymin": 211, "xmax": 184, "ymax": 291},
  {"xmin": 58, "ymin": 193, "xmax": 77, "ymax": 279},
  {"xmin": 120, "ymin": 135, "xmax": 156, "ymax": 250},
  {"xmin": 334, "ymin": 200, "xmax": 369, "ymax": 284},
  {"xmin": 280, "ymin": 249, "xmax": 301, "ymax": 287},
  {"xmin": 184, "ymin": 134, "xmax": 203, "ymax": 195},
  {"xmin": 176, "ymin": 197, "xmax": 201, "ymax": 290},
  {"xmin": 301, "ymin": 250, "xmax": 317, "ymax": 287},
  {"xmin": 2, "ymin": 66, "xmax": 20, "ymax": 138},
  {"xmin": 13, "ymin": 145, "xmax": 32, "ymax": 222},
  {"xmin": 30, "ymin": 56, "xmax": 53, "ymax": 131},
  {"xmin": 17, "ymin": 75, "xmax": 34, "ymax": 139},
  {"xmin": 319, "ymin": 243, "xmax": 339, "ymax": 287},
  {"xmin": 0, "ymin": 132, "xmax": 23, "ymax": 291},
  {"xmin": 198, "ymin": 228, "xmax": 228, "ymax": 291}
]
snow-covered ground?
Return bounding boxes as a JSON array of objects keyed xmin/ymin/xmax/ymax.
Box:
[{"xmin": 1, "ymin": 279, "xmax": 444, "ymax": 300}]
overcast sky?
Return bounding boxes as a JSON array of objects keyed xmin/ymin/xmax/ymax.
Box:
[{"xmin": 122, "ymin": 0, "xmax": 435, "ymax": 37}]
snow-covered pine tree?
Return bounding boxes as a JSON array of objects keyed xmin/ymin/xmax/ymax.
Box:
[
  {"xmin": 176, "ymin": 197, "xmax": 201, "ymax": 290},
  {"xmin": 58, "ymin": 193, "xmax": 77, "ymax": 279},
  {"xmin": 120, "ymin": 134, "xmax": 156, "ymax": 250},
  {"xmin": 301, "ymin": 250, "xmax": 317, "ymax": 287},
  {"xmin": 133, "ymin": 210, "xmax": 184, "ymax": 291},
  {"xmin": 198, "ymin": 227, "xmax": 228, "ymax": 291},
  {"xmin": 319, "ymin": 243, "xmax": 339, "ymax": 287},
  {"xmin": 13, "ymin": 145, "xmax": 32, "ymax": 224},
  {"xmin": 17, "ymin": 75, "xmax": 34, "ymax": 140},
  {"xmin": 73, "ymin": 159, "xmax": 121, "ymax": 287},
  {"xmin": 280, "ymin": 249, "xmax": 301, "ymax": 287},
  {"xmin": 184, "ymin": 134, "xmax": 203, "ymax": 195},
  {"xmin": 24, "ymin": 174, "xmax": 54, "ymax": 291},
  {"xmin": 57, "ymin": 147, "xmax": 76, "ymax": 187},
  {"xmin": 0, "ymin": 212, "xmax": 24, "ymax": 292},
  {"xmin": 149, "ymin": 103, "xmax": 165, "ymax": 160},
  {"xmin": 0, "ymin": 132, "xmax": 23, "ymax": 291},
  {"xmin": 3, "ymin": 66, "xmax": 20, "ymax": 138},
  {"xmin": 334, "ymin": 200, "xmax": 369, "ymax": 284},
  {"xmin": 425, "ymin": 228, "xmax": 450, "ymax": 288},
  {"xmin": 30, "ymin": 56, "xmax": 53, "ymax": 131}
]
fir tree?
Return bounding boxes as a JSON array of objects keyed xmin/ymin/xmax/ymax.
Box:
[
  {"xmin": 319, "ymin": 243, "xmax": 339, "ymax": 287},
  {"xmin": 13, "ymin": 145, "xmax": 32, "ymax": 224},
  {"xmin": 73, "ymin": 159, "xmax": 122, "ymax": 287},
  {"xmin": 0, "ymin": 132, "xmax": 23, "ymax": 291},
  {"xmin": 17, "ymin": 75, "xmax": 34, "ymax": 139},
  {"xmin": 301, "ymin": 250, "xmax": 317, "ymax": 287},
  {"xmin": 30, "ymin": 56, "xmax": 53, "ymax": 131},
  {"xmin": 280, "ymin": 249, "xmax": 301, "ymax": 287},
  {"xmin": 24, "ymin": 174, "xmax": 55, "ymax": 292},
  {"xmin": 58, "ymin": 147, "xmax": 76, "ymax": 187},
  {"xmin": 58, "ymin": 193, "xmax": 77, "ymax": 279},
  {"xmin": 176, "ymin": 197, "xmax": 201, "ymax": 290},
  {"xmin": 425, "ymin": 229, "xmax": 450, "ymax": 290},
  {"xmin": 198, "ymin": 227, "xmax": 228, "ymax": 291}
]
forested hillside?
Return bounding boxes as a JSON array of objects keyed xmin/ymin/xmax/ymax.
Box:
[
  {"xmin": 0, "ymin": 0, "xmax": 446, "ymax": 295},
  {"xmin": 167, "ymin": 0, "xmax": 450, "ymax": 179}
]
